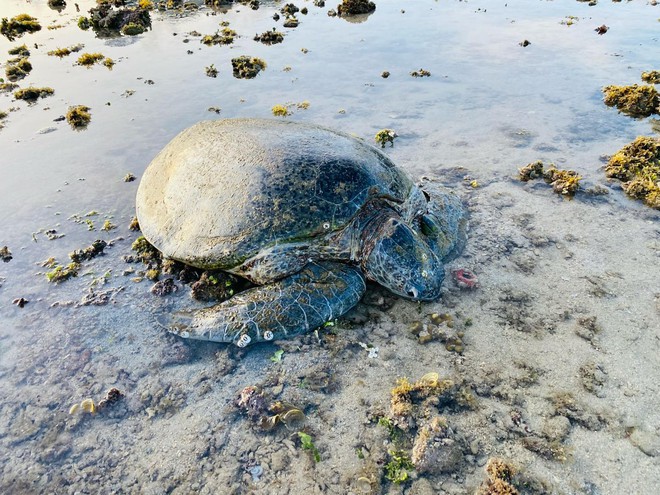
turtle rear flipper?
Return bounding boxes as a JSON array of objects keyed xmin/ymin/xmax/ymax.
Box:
[{"xmin": 164, "ymin": 262, "xmax": 366, "ymax": 346}]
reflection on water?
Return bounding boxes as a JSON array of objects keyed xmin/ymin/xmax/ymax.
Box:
[{"xmin": 0, "ymin": 0, "xmax": 659, "ymax": 493}]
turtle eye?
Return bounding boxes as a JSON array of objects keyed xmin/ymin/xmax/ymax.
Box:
[
  {"xmin": 420, "ymin": 214, "xmax": 439, "ymax": 237},
  {"xmin": 322, "ymin": 222, "xmax": 331, "ymax": 230},
  {"xmin": 421, "ymin": 270, "xmax": 428, "ymax": 278}
]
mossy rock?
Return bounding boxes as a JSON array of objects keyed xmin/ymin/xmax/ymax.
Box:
[
  {"xmin": 231, "ymin": 56, "xmax": 266, "ymax": 79},
  {"xmin": 337, "ymin": 0, "xmax": 375, "ymax": 16}
]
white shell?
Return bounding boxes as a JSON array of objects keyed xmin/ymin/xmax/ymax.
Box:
[
  {"xmin": 263, "ymin": 330, "xmax": 274, "ymax": 341},
  {"xmin": 237, "ymin": 334, "xmax": 252, "ymax": 347}
]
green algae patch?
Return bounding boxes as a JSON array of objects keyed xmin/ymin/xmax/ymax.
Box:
[
  {"xmin": 1, "ymin": 14, "xmax": 42, "ymax": 41},
  {"xmin": 641, "ymin": 71, "xmax": 660, "ymax": 85},
  {"xmin": 337, "ymin": 0, "xmax": 375, "ymax": 16},
  {"xmin": 46, "ymin": 262, "xmax": 80, "ymax": 284},
  {"xmin": 606, "ymin": 136, "xmax": 660, "ymax": 209},
  {"xmin": 14, "ymin": 87, "xmax": 54, "ymax": 101},
  {"xmin": 602, "ymin": 84, "xmax": 659, "ymax": 118},
  {"xmin": 231, "ymin": 56, "xmax": 266, "ymax": 79},
  {"xmin": 384, "ymin": 450, "xmax": 414, "ymax": 484},
  {"xmin": 66, "ymin": 105, "xmax": 92, "ymax": 130}
]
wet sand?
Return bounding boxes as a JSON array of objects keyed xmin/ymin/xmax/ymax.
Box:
[{"xmin": 0, "ymin": 1, "xmax": 659, "ymax": 494}]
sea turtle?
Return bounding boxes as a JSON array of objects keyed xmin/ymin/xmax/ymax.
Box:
[{"xmin": 136, "ymin": 118, "xmax": 468, "ymax": 347}]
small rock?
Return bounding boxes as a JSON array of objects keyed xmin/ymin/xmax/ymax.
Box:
[{"xmin": 12, "ymin": 297, "xmax": 28, "ymax": 308}]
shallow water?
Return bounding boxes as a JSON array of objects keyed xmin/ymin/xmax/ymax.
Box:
[{"xmin": 1, "ymin": 1, "xmax": 659, "ymax": 494}]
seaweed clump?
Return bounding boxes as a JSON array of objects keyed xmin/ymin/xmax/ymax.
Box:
[
  {"xmin": 476, "ymin": 458, "xmax": 520, "ymax": 495},
  {"xmin": 4, "ymin": 57, "xmax": 32, "ymax": 82},
  {"xmin": 518, "ymin": 160, "xmax": 544, "ymax": 182},
  {"xmin": 201, "ymin": 27, "xmax": 236, "ymax": 45},
  {"xmin": 254, "ymin": 28, "xmax": 284, "ymax": 45},
  {"xmin": 231, "ymin": 56, "xmax": 266, "ymax": 79},
  {"xmin": 517, "ymin": 161, "xmax": 581, "ymax": 197},
  {"xmin": 14, "ymin": 87, "xmax": 54, "ymax": 101},
  {"xmin": 1, "ymin": 14, "xmax": 42, "ymax": 41},
  {"xmin": 0, "ymin": 83, "xmax": 18, "ymax": 93},
  {"xmin": 8, "ymin": 44, "xmax": 30, "ymax": 57},
  {"xmin": 384, "ymin": 450, "xmax": 414, "ymax": 484},
  {"xmin": 66, "ymin": 105, "xmax": 92, "ymax": 129},
  {"xmin": 388, "ymin": 372, "xmax": 471, "ymax": 430},
  {"xmin": 0, "ymin": 246, "xmax": 12, "ymax": 262},
  {"xmin": 69, "ymin": 239, "xmax": 107, "ymax": 263},
  {"xmin": 272, "ymin": 104, "xmax": 290, "ymax": 117},
  {"xmin": 77, "ymin": 52, "xmax": 106, "ymax": 66},
  {"xmin": 131, "ymin": 235, "xmax": 162, "ymax": 264},
  {"xmin": 605, "ymin": 136, "xmax": 660, "ymax": 209},
  {"xmin": 543, "ymin": 165, "xmax": 581, "ymax": 196},
  {"xmin": 374, "ymin": 128, "xmax": 397, "ymax": 148},
  {"xmin": 602, "ymin": 84, "xmax": 659, "ymax": 118},
  {"xmin": 337, "ymin": 0, "xmax": 375, "ymax": 16},
  {"xmin": 47, "ymin": 44, "xmax": 85, "ymax": 58},
  {"xmin": 641, "ymin": 71, "xmax": 660, "ymax": 85}
]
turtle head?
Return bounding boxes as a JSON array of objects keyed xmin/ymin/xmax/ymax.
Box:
[{"xmin": 364, "ymin": 217, "xmax": 444, "ymax": 301}]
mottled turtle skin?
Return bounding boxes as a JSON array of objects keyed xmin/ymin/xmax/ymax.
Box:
[{"xmin": 136, "ymin": 118, "xmax": 467, "ymax": 347}]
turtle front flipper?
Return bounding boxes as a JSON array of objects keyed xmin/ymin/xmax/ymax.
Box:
[{"xmin": 163, "ymin": 262, "xmax": 366, "ymax": 346}]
